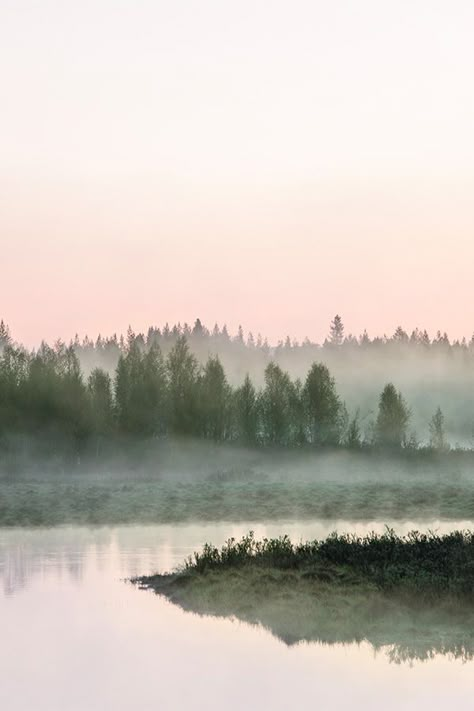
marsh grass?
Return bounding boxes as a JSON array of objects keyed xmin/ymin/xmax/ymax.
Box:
[
  {"xmin": 135, "ymin": 530, "xmax": 474, "ymax": 663},
  {"xmin": 183, "ymin": 529, "xmax": 474, "ymax": 597},
  {"xmin": 2, "ymin": 479, "xmax": 474, "ymax": 526}
]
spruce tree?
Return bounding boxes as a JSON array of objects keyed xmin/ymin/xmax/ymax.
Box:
[
  {"xmin": 0, "ymin": 320, "xmax": 12, "ymax": 350},
  {"xmin": 329, "ymin": 315, "xmax": 344, "ymax": 346}
]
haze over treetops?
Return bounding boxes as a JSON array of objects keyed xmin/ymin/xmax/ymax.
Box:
[{"xmin": 1, "ymin": 315, "xmax": 474, "ymax": 459}]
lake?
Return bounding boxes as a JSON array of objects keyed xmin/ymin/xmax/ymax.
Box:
[{"xmin": 1, "ymin": 520, "xmax": 474, "ymax": 710}]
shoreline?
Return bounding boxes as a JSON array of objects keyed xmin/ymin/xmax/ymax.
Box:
[
  {"xmin": 2, "ymin": 478, "xmax": 474, "ymax": 526},
  {"xmin": 134, "ymin": 531, "xmax": 474, "ymax": 662}
]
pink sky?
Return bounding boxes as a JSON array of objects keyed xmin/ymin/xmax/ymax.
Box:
[{"xmin": 2, "ymin": 1, "xmax": 474, "ymax": 347}]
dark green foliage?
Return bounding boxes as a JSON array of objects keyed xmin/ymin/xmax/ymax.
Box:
[
  {"xmin": 88, "ymin": 368, "xmax": 114, "ymax": 436},
  {"xmin": 5, "ymin": 314, "xmax": 474, "ymax": 450},
  {"xmin": 166, "ymin": 336, "xmax": 199, "ymax": 435},
  {"xmin": 19, "ymin": 343, "xmax": 90, "ymax": 448},
  {"xmin": 184, "ymin": 529, "xmax": 474, "ymax": 597},
  {"xmin": 375, "ymin": 384, "xmax": 411, "ymax": 448},
  {"xmin": 198, "ymin": 356, "xmax": 232, "ymax": 440},
  {"xmin": 0, "ymin": 318, "xmax": 470, "ymax": 458},
  {"xmin": 2, "ymin": 334, "xmax": 354, "ymax": 454},
  {"xmin": 260, "ymin": 363, "xmax": 296, "ymax": 446},
  {"xmin": 114, "ymin": 343, "xmax": 167, "ymax": 436},
  {"xmin": 233, "ymin": 374, "xmax": 259, "ymax": 445},
  {"xmin": 303, "ymin": 363, "xmax": 342, "ymax": 445},
  {"xmin": 0, "ymin": 345, "xmax": 29, "ymax": 433}
]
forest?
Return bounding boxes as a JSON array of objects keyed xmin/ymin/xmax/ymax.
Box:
[{"xmin": 0, "ymin": 316, "xmax": 466, "ymax": 459}]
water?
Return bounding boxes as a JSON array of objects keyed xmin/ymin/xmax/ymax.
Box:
[{"xmin": 1, "ymin": 521, "xmax": 474, "ymax": 710}]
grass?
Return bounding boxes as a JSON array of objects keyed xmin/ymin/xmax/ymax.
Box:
[
  {"xmin": 2, "ymin": 478, "xmax": 474, "ymax": 526},
  {"xmin": 134, "ymin": 530, "xmax": 474, "ymax": 663}
]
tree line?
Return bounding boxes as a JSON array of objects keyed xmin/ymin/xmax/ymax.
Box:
[
  {"xmin": 2, "ymin": 315, "xmax": 473, "ymax": 369},
  {"xmin": 0, "ymin": 331, "xmax": 451, "ymax": 455}
]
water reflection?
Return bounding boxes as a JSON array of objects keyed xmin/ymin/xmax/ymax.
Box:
[
  {"xmin": 1, "ymin": 519, "xmax": 474, "ymax": 596},
  {"xmin": 0, "ymin": 528, "xmax": 110, "ymax": 596},
  {"xmin": 3, "ymin": 521, "xmax": 474, "ymax": 665},
  {"xmin": 151, "ymin": 587, "xmax": 474, "ymax": 665},
  {"xmin": 2, "ymin": 524, "xmax": 474, "ymax": 710}
]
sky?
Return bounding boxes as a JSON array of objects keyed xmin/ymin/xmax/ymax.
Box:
[{"xmin": 1, "ymin": 0, "xmax": 474, "ymax": 347}]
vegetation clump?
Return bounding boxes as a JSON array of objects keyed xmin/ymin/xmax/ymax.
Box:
[
  {"xmin": 179, "ymin": 529, "xmax": 474, "ymax": 597},
  {"xmin": 135, "ymin": 530, "xmax": 474, "ymax": 663}
]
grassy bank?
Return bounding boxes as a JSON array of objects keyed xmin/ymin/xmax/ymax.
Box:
[
  {"xmin": 2, "ymin": 443, "xmax": 474, "ymax": 527},
  {"xmin": 135, "ymin": 531, "xmax": 474, "ymax": 662},
  {"xmin": 2, "ymin": 478, "xmax": 474, "ymax": 526}
]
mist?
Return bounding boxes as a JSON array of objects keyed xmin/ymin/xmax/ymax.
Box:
[
  {"xmin": 2, "ymin": 315, "xmax": 474, "ymax": 450},
  {"xmin": 3, "ymin": 0, "xmax": 474, "ymax": 703},
  {"xmin": 60, "ymin": 319, "xmax": 474, "ymax": 446}
]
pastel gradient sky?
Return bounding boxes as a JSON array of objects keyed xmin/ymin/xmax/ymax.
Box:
[{"xmin": 2, "ymin": 0, "xmax": 474, "ymax": 346}]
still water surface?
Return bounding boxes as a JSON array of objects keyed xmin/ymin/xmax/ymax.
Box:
[{"xmin": 1, "ymin": 520, "xmax": 474, "ymax": 710}]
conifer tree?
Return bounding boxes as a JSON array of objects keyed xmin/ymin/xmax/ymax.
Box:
[
  {"xmin": 329, "ymin": 315, "xmax": 344, "ymax": 346},
  {"xmin": 0, "ymin": 320, "xmax": 12, "ymax": 350}
]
